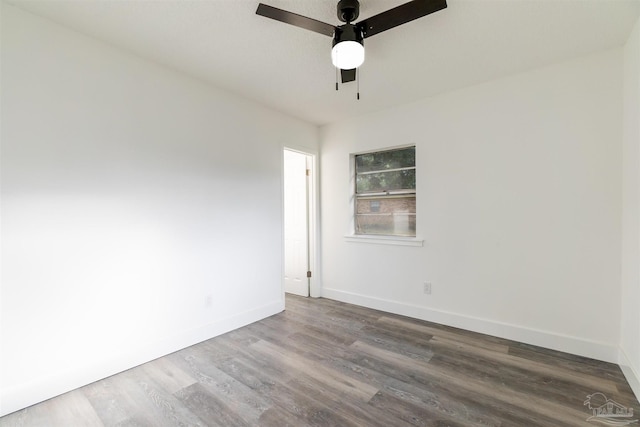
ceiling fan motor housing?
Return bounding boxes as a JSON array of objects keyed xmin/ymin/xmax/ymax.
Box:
[{"xmin": 337, "ymin": 0, "xmax": 360, "ymax": 22}]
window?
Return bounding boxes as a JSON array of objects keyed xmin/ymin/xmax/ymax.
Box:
[{"xmin": 354, "ymin": 146, "xmax": 416, "ymax": 237}]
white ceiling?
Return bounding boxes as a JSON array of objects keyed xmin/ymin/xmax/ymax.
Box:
[{"xmin": 7, "ymin": 0, "xmax": 640, "ymax": 125}]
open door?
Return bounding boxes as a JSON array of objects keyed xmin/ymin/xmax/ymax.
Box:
[{"xmin": 284, "ymin": 149, "xmax": 312, "ymax": 297}]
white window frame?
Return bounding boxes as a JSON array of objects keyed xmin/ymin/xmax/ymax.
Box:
[{"xmin": 346, "ymin": 145, "xmax": 423, "ymax": 247}]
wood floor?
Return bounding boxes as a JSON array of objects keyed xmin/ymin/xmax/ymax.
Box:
[{"xmin": 1, "ymin": 295, "xmax": 638, "ymax": 427}]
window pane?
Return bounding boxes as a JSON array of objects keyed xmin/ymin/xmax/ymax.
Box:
[
  {"xmin": 356, "ymin": 169, "xmax": 416, "ymax": 193},
  {"xmin": 355, "ymin": 214, "xmax": 416, "ymax": 236},
  {"xmin": 355, "ymin": 147, "xmax": 415, "ymax": 173},
  {"xmin": 355, "ymin": 196, "xmax": 416, "ymax": 236}
]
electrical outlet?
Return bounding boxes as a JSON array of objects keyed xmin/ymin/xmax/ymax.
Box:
[{"xmin": 423, "ymin": 282, "xmax": 432, "ymax": 294}]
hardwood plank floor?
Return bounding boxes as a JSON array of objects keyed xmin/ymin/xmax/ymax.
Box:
[{"xmin": 1, "ymin": 295, "xmax": 638, "ymax": 426}]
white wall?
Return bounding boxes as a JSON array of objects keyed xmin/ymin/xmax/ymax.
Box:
[
  {"xmin": 0, "ymin": 3, "xmax": 317, "ymax": 416},
  {"xmin": 621, "ymin": 16, "xmax": 640, "ymax": 399},
  {"xmin": 321, "ymin": 49, "xmax": 623, "ymax": 362}
]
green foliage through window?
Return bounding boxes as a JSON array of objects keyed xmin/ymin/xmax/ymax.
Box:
[
  {"xmin": 356, "ymin": 169, "xmax": 416, "ymax": 193},
  {"xmin": 355, "ymin": 147, "xmax": 415, "ymax": 173}
]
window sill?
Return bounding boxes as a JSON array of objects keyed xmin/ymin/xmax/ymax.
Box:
[{"xmin": 344, "ymin": 235, "xmax": 424, "ymax": 247}]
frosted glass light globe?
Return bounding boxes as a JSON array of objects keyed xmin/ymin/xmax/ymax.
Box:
[{"xmin": 331, "ymin": 41, "xmax": 365, "ymax": 69}]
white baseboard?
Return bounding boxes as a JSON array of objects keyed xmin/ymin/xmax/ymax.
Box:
[
  {"xmin": 619, "ymin": 348, "xmax": 640, "ymax": 402},
  {"xmin": 0, "ymin": 300, "xmax": 283, "ymax": 417},
  {"xmin": 321, "ymin": 288, "xmax": 619, "ymax": 363}
]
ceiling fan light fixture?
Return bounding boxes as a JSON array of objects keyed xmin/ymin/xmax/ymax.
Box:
[
  {"xmin": 332, "ymin": 23, "xmax": 364, "ymax": 69},
  {"xmin": 256, "ymin": 0, "xmax": 448, "ymax": 83},
  {"xmin": 331, "ymin": 40, "xmax": 364, "ymax": 69}
]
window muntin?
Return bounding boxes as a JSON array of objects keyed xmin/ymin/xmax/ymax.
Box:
[{"xmin": 354, "ymin": 147, "xmax": 416, "ymax": 237}]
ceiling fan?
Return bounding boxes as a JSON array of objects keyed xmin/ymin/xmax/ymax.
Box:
[{"xmin": 256, "ymin": 0, "xmax": 447, "ymax": 86}]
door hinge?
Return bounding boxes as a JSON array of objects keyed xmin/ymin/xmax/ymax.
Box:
[
  {"xmin": 306, "ymin": 271, "xmax": 312, "ymax": 278},
  {"xmin": 306, "ymin": 169, "xmax": 310, "ymax": 176}
]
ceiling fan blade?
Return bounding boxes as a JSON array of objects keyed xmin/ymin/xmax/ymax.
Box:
[
  {"xmin": 341, "ymin": 68, "xmax": 356, "ymax": 83},
  {"xmin": 256, "ymin": 3, "xmax": 336, "ymax": 37},
  {"xmin": 357, "ymin": 0, "xmax": 447, "ymax": 39}
]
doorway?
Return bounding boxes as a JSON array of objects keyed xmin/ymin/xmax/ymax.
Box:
[{"xmin": 283, "ymin": 149, "xmax": 315, "ymax": 297}]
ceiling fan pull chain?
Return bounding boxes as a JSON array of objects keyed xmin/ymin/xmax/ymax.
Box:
[
  {"xmin": 336, "ymin": 66, "xmax": 339, "ymax": 91},
  {"xmin": 356, "ymin": 68, "xmax": 360, "ymax": 100}
]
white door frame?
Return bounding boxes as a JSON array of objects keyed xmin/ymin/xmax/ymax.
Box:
[{"xmin": 283, "ymin": 146, "xmax": 320, "ymax": 298}]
